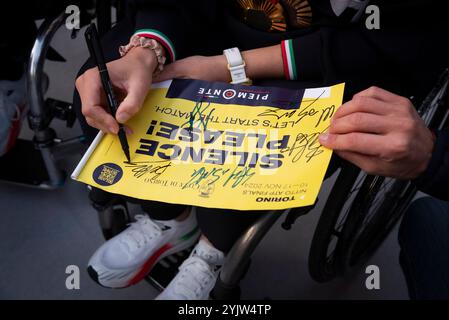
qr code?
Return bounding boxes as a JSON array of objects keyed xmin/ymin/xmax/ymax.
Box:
[{"xmin": 98, "ymin": 165, "xmax": 119, "ymax": 184}]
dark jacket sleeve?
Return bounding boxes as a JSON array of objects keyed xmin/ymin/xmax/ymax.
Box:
[
  {"xmin": 282, "ymin": 0, "xmax": 448, "ymax": 100},
  {"xmin": 129, "ymin": 0, "xmax": 223, "ymax": 62},
  {"xmin": 414, "ymin": 129, "xmax": 449, "ymax": 201},
  {"xmin": 282, "ymin": 0, "xmax": 449, "ymax": 198}
]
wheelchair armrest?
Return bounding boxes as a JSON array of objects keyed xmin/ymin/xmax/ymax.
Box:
[
  {"xmin": 212, "ymin": 211, "xmax": 282, "ymax": 299},
  {"xmin": 28, "ymin": 12, "xmax": 68, "ymax": 131}
]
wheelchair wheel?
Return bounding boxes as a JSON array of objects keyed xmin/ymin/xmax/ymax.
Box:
[
  {"xmin": 337, "ymin": 176, "xmax": 415, "ymax": 270},
  {"xmin": 309, "ymin": 68, "xmax": 449, "ymax": 283},
  {"xmin": 309, "ymin": 155, "xmax": 416, "ymax": 282},
  {"xmin": 309, "ymin": 167, "xmax": 416, "ymax": 283}
]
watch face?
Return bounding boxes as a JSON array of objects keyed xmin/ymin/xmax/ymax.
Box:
[{"xmin": 236, "ymin": 0, "xmax": 312, "ymax": 32}]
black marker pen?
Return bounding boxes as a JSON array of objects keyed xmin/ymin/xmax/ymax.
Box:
[{"xmin": 85, "ymin": 23, "xmax": 131, "ymax": 162}]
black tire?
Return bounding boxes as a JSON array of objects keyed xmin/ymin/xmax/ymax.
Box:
[
  {"xmin": 308, "ymin": 162, "xmax": 360, "ymax": 282},
  {"xmin": 309, "ymin": 69, "xmax": 449, "ymax": 283},
  {"xmin": 309, "ymin": 165, "xmax": 417, "ymax": 283},
  {"xmin": 335, "ymin": 175, "xmax": 416, "ymax": 274}
]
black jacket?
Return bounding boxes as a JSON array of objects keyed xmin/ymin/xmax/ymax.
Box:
[{"xmin": 128, "ymin": 0, "xmax": 449, "ymax": 199}]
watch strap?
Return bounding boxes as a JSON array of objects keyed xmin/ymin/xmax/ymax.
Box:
[{"xmin": 223, "ymin": 47, "xmax": 251, "ymax": 85}]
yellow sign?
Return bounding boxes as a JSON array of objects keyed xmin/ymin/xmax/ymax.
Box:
[{"xmin": 72, "ymin": 79, "xmax": 344, "ymax": 210}]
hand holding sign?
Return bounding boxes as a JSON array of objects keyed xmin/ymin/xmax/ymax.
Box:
[{"xmin": 320, "ymin": 86, "xmax": 434, "ymax": 179}]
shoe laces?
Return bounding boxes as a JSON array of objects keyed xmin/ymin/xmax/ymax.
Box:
[
  {"xmin": 173, "ymin": 256, "xmax": 217, "ymax": 299},
  {"xmin": 120, "ymin": 215, "xmax": 163, "ymax": 252}
]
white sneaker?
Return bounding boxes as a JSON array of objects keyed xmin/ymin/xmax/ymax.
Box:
[
  {"xmin": 87, "ymin": 211, "xmax": 200, "ymax": 288},
  {"xmin": 156, "ymin": 239, "xmax": 225, "ymax": 300}
]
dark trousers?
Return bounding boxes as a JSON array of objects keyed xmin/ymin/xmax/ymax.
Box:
[
  {"xmin": 398, "ymin": 196, "xmax": 449, "ymax": 299},
  {"xmin": 74, "ymin": 17, "xmax": 337, "ymax": 254}
]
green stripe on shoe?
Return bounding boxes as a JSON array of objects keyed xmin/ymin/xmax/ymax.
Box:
[{"xmin": 179, "ymin": 226, "xmax": 200, "ymax": 242}]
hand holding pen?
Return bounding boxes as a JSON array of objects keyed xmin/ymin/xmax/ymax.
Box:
[
  {"xmin": 84, "ymin": 23, "xmax": 131, "ymax": 162},
  {"xmin": 76, "ymin": 24, "xmax": 158, "ymax": 160}
]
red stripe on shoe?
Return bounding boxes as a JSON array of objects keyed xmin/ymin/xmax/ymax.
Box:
[
  {"xmin": 127, "ymin": 243, "xmax": 173, "ymax": 286},
  {"xmin": 126, "ymin": 226, "xmax": 199, "ymax": 286}
]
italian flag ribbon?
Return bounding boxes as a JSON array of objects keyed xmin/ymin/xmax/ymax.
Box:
[
  {"xmin": 133, "ymin": 29, "xmax": 177, "ymax": 62},
  {"xmin": 281, "ymin": 39, "xmax": 297, "ymax": 80}
]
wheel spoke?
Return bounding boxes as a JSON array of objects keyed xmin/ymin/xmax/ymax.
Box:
[
  {"xmin": 334, "ymin": 173, "xmax": 367, "ymax": 231},
  {"xmin": 361, "ymin": 179, "xmax": 396, "ymax": 228},
  {"xmin": 331, "ymin": 229, "xmax": 341, "ymax": 237}
]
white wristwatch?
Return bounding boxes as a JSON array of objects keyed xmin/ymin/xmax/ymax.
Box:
[{"xmin": 223, "ymin": 47, "xmax": 252, "ymax": 85}]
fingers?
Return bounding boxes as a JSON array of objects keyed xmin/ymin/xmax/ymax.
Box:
[
  {"xmin": 124, "ymin": 125, "xmax": 133, "ymax": 135},
  {"xmin": 77, "ymin": 68, "xmax": 119, "ymax": 134},
  {"xmin": 319, "ymin": 132, "xmax": 385, "ymax": 156},
  {"xmin": 329, "ymin": 112, "xmax": 395, "ymax": 135},
  {"xmin": 354, "ymin": 86, "xmax": 407, "ymax": 103},
  {"xmin": 335, "ymin": 151, "xmax": 383, "ymax": 176},
  {"xmin": 326, "ymin": 87, "xmax": 423, "ymax": 178},
  {"xmin": 334, "ymin": 86, "xmax": 413, "ymax": 122},
  {"xmin": 116, "ymin": 77, "xmax": 150, "ymax": 123},
  {"xmin": 84, "ymin": 105, "xmax": 119, "ymax": 134},
  {"xmin": 333, "ymin": 95, "xmax": 391, "ymax": 120}
]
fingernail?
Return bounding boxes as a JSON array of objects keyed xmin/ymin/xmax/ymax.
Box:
[
  {"xmin": 109, "ymin": 126, "xmax": 118, "ymax": 134},
  {"xmin": 116, "ymin": 112, "xmax": 130, "ymax": 123},
  {"xmin": 319, "ymin": 133, "xmax": 329, "ymax": 142},
  {"xmin": 124, "ymin": 126, "xmax": 133, "ymax": 135}
]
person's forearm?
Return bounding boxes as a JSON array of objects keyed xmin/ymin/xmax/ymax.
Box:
[
  {"xmin": 153, "ymin": 44, "xmax": 285, "ymax": 84},
  {"xmin": 242, "ymin": 44, "xmax": 284, "ymax": 80},
  {"xmin": 208, "ymin": 44, "xmax": 285, "ymax": 83}
]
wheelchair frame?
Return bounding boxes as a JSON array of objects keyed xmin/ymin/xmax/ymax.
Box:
[{"xmin": 2, "ymin": 3, "xmax": 121, "ymax": 189}]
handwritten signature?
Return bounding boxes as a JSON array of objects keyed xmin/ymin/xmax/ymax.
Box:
[
  {"xmin": 257, "ymin": 90, "xmax": 335, "ymax": 128},
  {"xmin": 181, "ymin": 100, "xmax": 216, "ymax": 131},
  {"xmin": 183, "ymin": 165, "xmax": 255, "ymax": 190},
  {"xmin": 124, "ymin": 160, "xmax": 172, "ymax": 180},
  {"xmin": 280, "ymin": 127, "xmax": 329, "ymax": 163}
]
